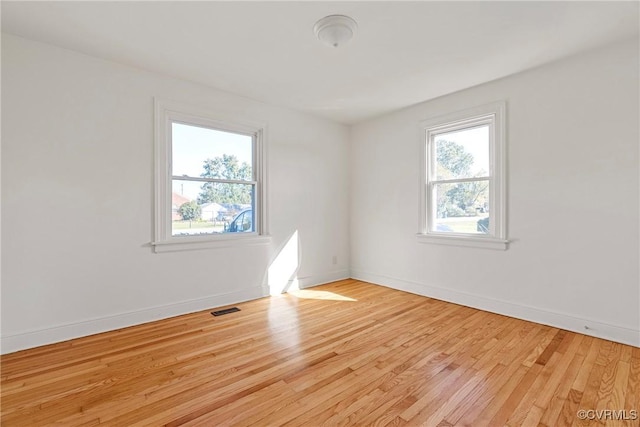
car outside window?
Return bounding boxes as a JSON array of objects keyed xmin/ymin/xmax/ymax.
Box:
[{"xmin": 418, "ymin": 101, "xmax": 508, "ymax": 250}]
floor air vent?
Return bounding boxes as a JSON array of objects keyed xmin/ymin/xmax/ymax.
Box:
[{"xmin": 211, "ymin": 307, "xmax": 241, "ymax": 316}]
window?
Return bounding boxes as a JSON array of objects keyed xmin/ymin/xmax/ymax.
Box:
[
  {"xmin": 153, "ymin": 99, "xmax": 269, "ymax": 252},
  {"xmin": 418, "ymin": 101, "xmax": 508, "ymax": 250}
]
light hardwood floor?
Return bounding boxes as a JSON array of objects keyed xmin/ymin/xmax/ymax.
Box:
[{"xmin": 1, "ymin": 279, "xmax": 638, "ymax": 426}]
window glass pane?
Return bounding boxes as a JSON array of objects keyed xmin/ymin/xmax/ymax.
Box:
[
  {"xmin": 435, "ymin": 125, "xmax": 489, "ymax": 180},
  {"xmin": 171, "ymin": 179, "xmax": 254, "ymax": 236},
  {"xmin": 432, "ymin": 180, "xmax": 490, "ymax": 234},
  {"xmin": 172, "ymin": 122, "xmax": 253, "ymax": 181}
]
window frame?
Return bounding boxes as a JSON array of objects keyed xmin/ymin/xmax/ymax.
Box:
[
  {"xmin": 153, "ymin": 99, "xmax": 270, "ymax": 253},
  {"xmin": 418, "ymin": 101, "xmax": 508, "ymax": 250}
]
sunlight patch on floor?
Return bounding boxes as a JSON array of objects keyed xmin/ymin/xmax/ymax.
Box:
[{"xmin": 289, "ymin": 289, "xmax": 357, "ymax": 302}]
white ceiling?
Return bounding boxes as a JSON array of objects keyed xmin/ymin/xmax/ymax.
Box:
[{"xmin": 2, "ymin": 1, "xmax": 638, "ymax": 124}]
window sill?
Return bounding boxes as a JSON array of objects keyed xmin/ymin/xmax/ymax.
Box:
[
  {"xmin": 152, "ymin": 234, "xmax": 272, "ymax": 253},
  {"xmin": 416, "ymin": 233, "xmax": 509, "ymax": 250}
]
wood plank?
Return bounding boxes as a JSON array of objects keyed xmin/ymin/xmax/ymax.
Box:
[
  {"xmin": 1, "ymin": 280, "xmax": 638, "ymax": 427},
  {"xmin": 624, "ymin": 348, "xmax": 640, "ymax": 427}
]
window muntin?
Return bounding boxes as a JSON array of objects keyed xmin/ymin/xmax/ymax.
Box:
[{"xmin": 420, "ymin": 102, "xmax": 507, "ymax": 249}]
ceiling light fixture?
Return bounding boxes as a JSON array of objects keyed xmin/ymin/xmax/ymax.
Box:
[{"xmin": 313, "ymin": 15, "xmax": 358, "ymax": 48}]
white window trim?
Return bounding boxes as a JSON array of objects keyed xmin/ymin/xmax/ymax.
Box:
[
  {"xmin": 417, "ymin": 101, "xmax": 508, "ymax": 250},
  {"xmin": 152, "ymin": 98, "xmax": 270, "ymax": 253}
]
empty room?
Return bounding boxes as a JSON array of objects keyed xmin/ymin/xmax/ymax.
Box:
[{"xmin": 1, "ymin": 1, "xmax": 639, "ymax": 426}]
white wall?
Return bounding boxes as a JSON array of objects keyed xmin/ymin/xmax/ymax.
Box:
[
  {"xmin": 350, "ymin": 38, "xmax": 640, "ymax": 346},
  {"xmin": 1, "ymin": 34, "xmax": 350, "ymax": 353}
]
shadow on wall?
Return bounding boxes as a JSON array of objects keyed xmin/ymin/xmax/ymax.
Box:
[{"xmin": 266, "ymin": 230, "xmax": 357, "ymax": 302}]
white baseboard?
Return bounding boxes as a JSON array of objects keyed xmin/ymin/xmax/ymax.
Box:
[
  {"xmin": 1, "ymin": 286, "xmax": 267, "ymax": 355},
  {"xmin": 1, "ymin": 270, "xmax": 353, "ymax": 355},
  {"xmin": 298, "ymin": 269, "xmax": 351, "ymax": 289},
  {"xmin": 351, "ymin": 269, "xmax": 640, "ymax": 348},
  {"xmin": 7, "ymin": 268, "xmax": 633, "ymax": 355}
]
